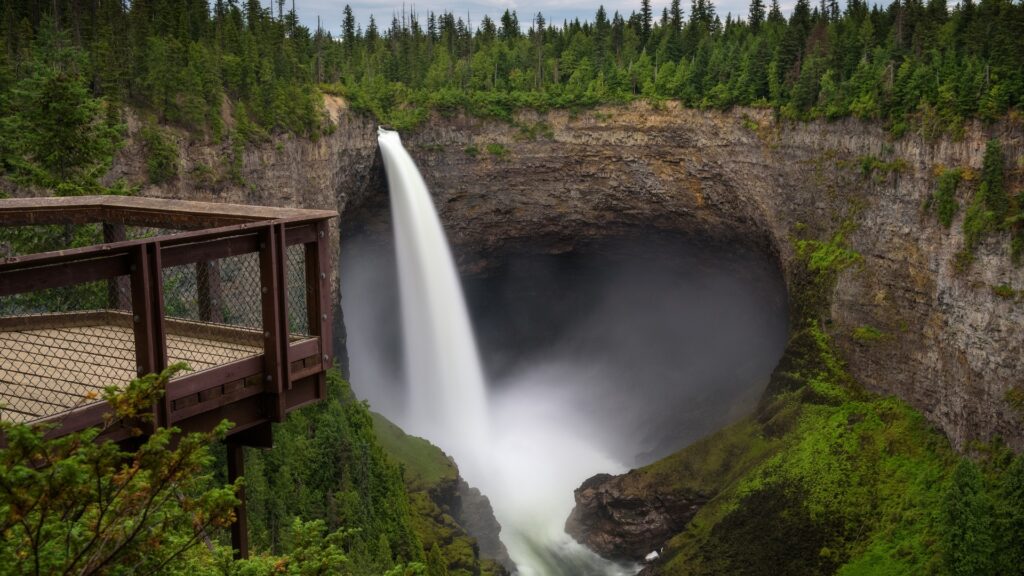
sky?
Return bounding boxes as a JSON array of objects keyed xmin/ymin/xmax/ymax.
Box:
[{"xmin": 289, "ymin": 0, "xmax": 797, "ymax": 37}]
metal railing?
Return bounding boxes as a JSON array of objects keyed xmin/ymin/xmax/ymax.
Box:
[{"xmin": 0, "ymin": 196, "xmax": 336, "ymax": 439}]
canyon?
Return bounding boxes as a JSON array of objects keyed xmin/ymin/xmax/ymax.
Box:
[{"xmin": 108, "ymin": 101, "xmax": 1024, "ymax": 455}]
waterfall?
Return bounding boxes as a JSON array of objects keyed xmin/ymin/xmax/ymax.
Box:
[
  {"xmin": 377, "ymin": 128, "xmax": 489, "ymax": 480},
  {"xmin": 377, "ymin": 128, "xmax": 638, "ymax": 576}
]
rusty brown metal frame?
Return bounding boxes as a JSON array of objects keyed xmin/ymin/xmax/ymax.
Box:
[{"xmin": 0, "ymin": 197, "xmax": 338, "ymax": 557}]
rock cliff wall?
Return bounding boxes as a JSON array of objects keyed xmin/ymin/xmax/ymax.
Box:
[{"xmin": 113, "ymin": 102, "xmax": 1023, "ymax": 452}]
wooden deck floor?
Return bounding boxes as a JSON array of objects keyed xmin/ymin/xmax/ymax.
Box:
[{"xmin": 0, "ymin": 323, "xmax": 262, "ymax": 423}]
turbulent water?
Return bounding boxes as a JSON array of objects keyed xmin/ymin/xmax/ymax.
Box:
[{"xmin": 377, "ymin": 129, "xmax": 637, "ymax": 575}]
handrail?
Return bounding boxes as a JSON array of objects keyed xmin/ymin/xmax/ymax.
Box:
[
  {"xmin": 1, "ymin": 197, "xmax": 336, "ymax": 438},
  {"xmin": 0, "ymin": 195, "xmax": 337, "ymax": 227},
  {"xmin": 1, "ymin": 216, "xmax": 323, "ymax": 270},
  {"xmin": 0, "ymin": 219, "xmax": 328, "ymax": 297}
]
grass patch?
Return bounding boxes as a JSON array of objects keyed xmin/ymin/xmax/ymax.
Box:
[
  {"xmin": 485, "ymin": 142, "xmax": 508, "ymax": 158},
  {"xmin": 795, "ymin": 232, "xmax": 863, "ymax": 277},
  {"xmin": 188, "ymin": 162, "xmax": 217, "ymax": 188},
  {"xmin": 371, "ymin": 412, "xmax": 457, "ymax": 493},
  {"xmin": 992, "ymin": 284, "xmax": 1016, "ymax": 299},
  {"xmin": 1007, "ymin": 386, "xmax": 1024, "ymax": 415},
  {"xmin": 463, "ymin": 144, "xmax": 479, "ymax": 157},
  {"xmin": 515, "ymin": 120, "xmax": 554, "ymax": 141},
  {"xmin": 852, "ymin": 325, "xmax": 888, "ymax": 343},
  {"xmin": 857, "ymin": 154, "xmax": 908, "ymax": 182}
]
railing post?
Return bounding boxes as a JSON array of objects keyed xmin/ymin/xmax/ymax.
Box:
[
  {"xmin": 305, "ymin": 219, "xmax": 332, "ymax": 399},
  {"xmin": 258, "ymin": 224, "xmax": 288, "ymax": 421},
  {"xmin": 103, "ymin": 223, "xmax": 130, "ymax": 311},
  {"xmin": 196, "ymin": 260, "xmax": 223, "ymax": 323},
  {"xmin": 131, "ymin": 241, "xmax": 169, "ymax": 427}
]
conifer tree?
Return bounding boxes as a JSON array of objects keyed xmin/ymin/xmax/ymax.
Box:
[
  {"xmin": 640, "ymin": 0, "xmax": 653, "ymax": 45},
  {"xmin": 749, "ymin": 0, "xmax": 766, "ymax": 31}
]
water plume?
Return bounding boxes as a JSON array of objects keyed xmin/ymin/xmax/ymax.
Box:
[
  {"xmin": 377, "ymin": 128, "xmax": 636, "ymax": 575},
  {"xmin": 376, "ymin": 128, "xmax": 489, "ymax": 481}
]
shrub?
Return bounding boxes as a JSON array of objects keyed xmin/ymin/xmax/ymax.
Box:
[
  {"xmin": 852, "ymin": 325, "xmax": 887, "ymax": 343},
  {"xmin": 943, "ymin": 461, "xmax": 997, "ymax": 576},
  {"xmin": 141, "ymin": 123, "xmax": 178, "ymax": 183},
  {"xmin": 0, "ymin": 365, "xmax": 240, "ymax": 575},
  {"xmin": 1007, "ymin": 386, "xmax": 1024, "ymax": 415},
  {"xmin": 992, "ymin": 284, "xmax": 1016, "ymax": 299},
  {"xmin": 930, "ymin": 168, "xmax": 963, "ymax": 228},
  {"xmin": 485, "ymin": 142, "xmax": 508, "ymax": 158},
  {"xmin": 857, "ymin": 154, "xmax": 908, "ymax": 181}
]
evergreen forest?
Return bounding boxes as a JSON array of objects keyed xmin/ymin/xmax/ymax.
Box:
[{"xmin": 1, "ymin": 0, "xmax": 1022, "ymax": 189}]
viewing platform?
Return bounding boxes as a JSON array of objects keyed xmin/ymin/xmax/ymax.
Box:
[{"xmin": 0, "ymin": 196, "xmax": 337, "ymax": 442}]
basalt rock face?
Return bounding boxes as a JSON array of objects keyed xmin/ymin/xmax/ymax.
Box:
[
  {"xmin": 371, "ymin": 104, "xmax": 1023, "ymax": 454},
  {"xmin": 565, "ymin": 473, "xmax": 708, "ymax": 561},
  {"xmin": 454, "ymin": 479, "xmax": 516, "ymax": 573},
  {"xmin": 104, "ymin": 101, "xmax": 1022, "ymax": 454}
]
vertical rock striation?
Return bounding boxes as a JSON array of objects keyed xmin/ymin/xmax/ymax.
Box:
[{"xmin": 102, "ymin": 101, "xmax": 1022, "ymax": 452}]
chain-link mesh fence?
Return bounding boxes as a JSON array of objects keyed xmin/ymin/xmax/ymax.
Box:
[
  {"xmin": 0, "ymin": 272, "xmax": 135, "ymax": 423},
  {"xmin": 161, "ymin": 252, "xmax": 264, "ymax": 375},
  {"xmin": 286, "ymin": 244, "xmax": 310, "ymax": 337},
  {"xmin": 1, "ymin": 218, "xmax": 325, "ymax": 426},
  {"xmin": 124, "ymin": 226, "xmax": 183, "ymax": 241}
]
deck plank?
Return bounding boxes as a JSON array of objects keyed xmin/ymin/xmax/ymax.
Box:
[{"xmin": 0, "ymin": 321, "xmax": 261, "ymax": 423}]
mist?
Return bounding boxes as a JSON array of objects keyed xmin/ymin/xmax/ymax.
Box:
[
  {"xmin": 343, "ymin": 235, "xmax": 788, "ymax": 463},
  {"xmin": 340, "ymin": 231, "xmax": 788, "ymax": 573}
]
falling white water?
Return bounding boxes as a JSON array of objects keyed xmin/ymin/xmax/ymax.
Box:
[
  {"xmin": 378, "ymin": 128, "xmax": 639, "ymax": 576},
  {"xmin": 377, "ymin": 128, "xmax": 489, "ymax": 482}
]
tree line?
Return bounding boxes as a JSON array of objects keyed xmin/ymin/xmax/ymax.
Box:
[{"xmin": 0, "ymin": 0, "xmax": 1022, "ymax": 190}]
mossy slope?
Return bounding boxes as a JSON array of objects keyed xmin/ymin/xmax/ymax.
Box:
[
  {"xmin": 639, "ymin": 322, "xmax": 1024, "ymax": 576},
  {"xmin": 371, "ymin": 412, "xmax": 507, "ymax": 576}
]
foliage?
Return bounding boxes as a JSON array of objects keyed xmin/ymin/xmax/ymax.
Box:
[
  {"xmin": 0, "ymin": 20, "xmax": 122, "ymax": 194},
  {"xmin": 485, "ymin": 143, "xmax": 508, "ymax": 158},
  {"xmin": 178, "ymin": 518, "xmax": 430, "ymax": 576},
  {"xmin": 242, "ymin": 372, "xmax": 498, "ymax": 576},
  {"xmin": 370, "ymin": 413, "xmax": 457, "ymax": 493},
  {"xmin": 1007, "ymin": 387, "xmax": 1024, "ymax": 415},
  {"xmin": 857, "ymin": 155, "xmax": 908, "ymax": 182},
  {"xmin": 243, "ymin": 371, "xmax": 424, "ymax": 572},
  {"xmin": 958, "ymin": 140, "xmax": 1011, "ymax": 268},
  {"xmin": 942, "ymin": 461, "xmax": 996, "ymax": 576},
  {"xmin": 851, "ymin": 325, "xmax": 887, "ymax": 343},
  {"xmin": 368, "ymin": 413, "xmax": 504, "ymax": 576},
  {"xmin": 0, "ymin": 363, "xmax": 486, "ymax": 576},
  {"xmin": 0, "ymin": 364, "xmax": 241, "ymax": 576},
  {"xmin": 928, "ymin": 168, "xmax": 963, "ymax": 228},
  {"xmin": 141, "ymin": 122, "xmax": 179, "ymax": 184},
  {"xmin": 3, "ymin": 0, "xmax": 1024, "ymax": 149},
  {"xmin": 648, "ymin": 321, "xmax": 1024, "ymax": 576},
  {"xmin": 992, "ymin": 283, "xmax": 1016, "ymax": 299},
  {"xmin": 795, "ymin": 232, "xmax": 862, "ymax": 278},
  {"xmin": 426, "ymin": 543, "xmax": 448, "ymax": 576}
]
